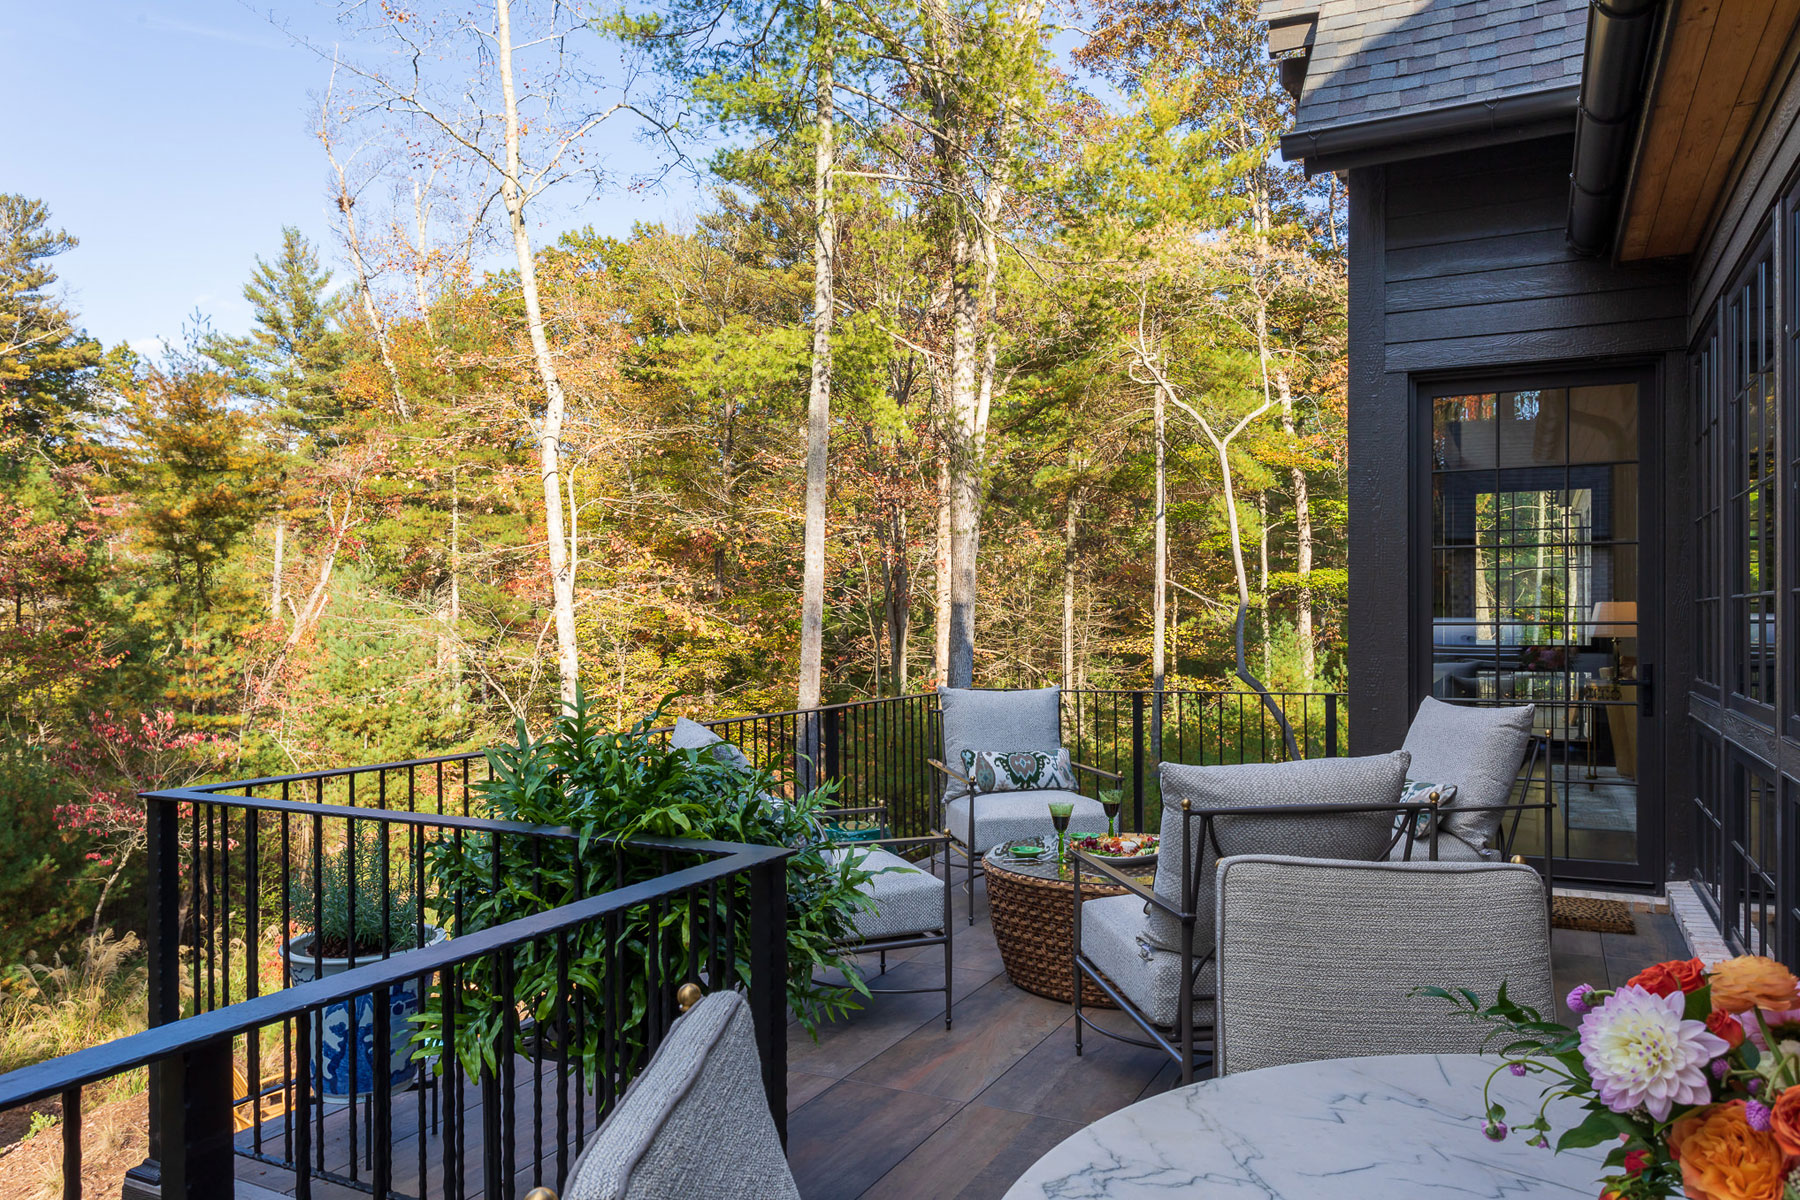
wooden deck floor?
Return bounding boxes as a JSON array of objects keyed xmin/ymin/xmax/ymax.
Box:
[
  {"xmin": 230, "ymin": 875, "xmax": 1687, "ymax": 1200},
  {"xmin": 784, "ymin": 874, "xmax": 1688, "ymax": 1200}
]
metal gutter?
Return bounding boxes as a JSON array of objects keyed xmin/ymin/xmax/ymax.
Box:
[
  {"xmin": 1567, "ymin": 0, "xmax": 1664, "ymax": 256},
  {"xmin": 1279, "ymin": 85, "xmax": 1580, "ymax": 174}
]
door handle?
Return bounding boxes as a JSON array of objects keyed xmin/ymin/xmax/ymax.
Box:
[{"xmin": 1638, "ymin": 663, "xmax": 1654, "ymax": 718}]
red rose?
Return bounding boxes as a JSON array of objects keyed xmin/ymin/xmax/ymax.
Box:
[
  {"xmin": 1623, "ymin": 1148, "xmax": 1652, "ymax": 1176},
  {"xmin": 1705, "ymin": 1009, "xmax": 1747, "ymax": 1050},
  {"xmin": 1627, "ymin": 958, "xmax": 1707, "ymax": 997}
]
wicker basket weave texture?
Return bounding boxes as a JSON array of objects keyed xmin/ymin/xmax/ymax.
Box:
[{"xmin": 986, "ymin": 858, "xmax": 1143, "ymax": 1007}]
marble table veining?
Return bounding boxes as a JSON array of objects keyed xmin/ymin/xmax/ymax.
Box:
[{"xmin": 1003, "ymin": 1053, "xmax": 1613, "ymax": 1198}]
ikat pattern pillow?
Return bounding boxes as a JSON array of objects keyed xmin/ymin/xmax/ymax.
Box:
[{"xmin": 958, "ymin": 747, "xmax": 1077, "ymax": 793}]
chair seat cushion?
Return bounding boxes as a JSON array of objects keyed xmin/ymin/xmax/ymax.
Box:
[
  {"xmin": 945, "ymin": 790, "xmax": 1107, "ymax": 854},
  {"xmin": 565, "ymin": 990, "xmax": 799, "ymax": 1200},
  {"xmin": 831, "ymin": 847, "xmax": 946, "ymax": 940},
  {"xmin": 1079, "ymin": 893, "xmax": 1213, "ymax": 1029}
]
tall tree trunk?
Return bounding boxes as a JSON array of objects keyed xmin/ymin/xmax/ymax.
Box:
[
  {"xmin": 934, "ymin": 452, "xmax": 952, "ymax": 684},
  {"xmin": 945, "ymin": 218, "xmax": 981, "ymax": 687},
  {"xmin": 496, "ymin": 0, "xmax": 578, "ymax": 708},
  {"xmin": 885, "ymin": 507, "xmax": 909, "ymax": 693},
  {"xmin": 1258, "ymin": 491, "xmax": 1272, "ymax": 681},
  {"xmin": 798, "ymin": 2, "xmax": 835, "ymax": 713},
  {"xmin": 270, "ymin": 516, "xmax": 285, "ymax": 622},
  {"xmin": 1279, "ymin": 369, "xmax": 1316, "ymax": 681},
  {"xmin": 1061, "ymin": 485, "xmax": 1082, "ymax": 689},
  {"xmin": 412, "ymin": 174, "xmax": 436, "ymax": 340},
  {"xmin": 449, "ymin": 466, "xmax": 462, "ymax": 713},
  {"xmin": 1152, "ymin": 383, "xmax": 1167, "ymax": 761}
]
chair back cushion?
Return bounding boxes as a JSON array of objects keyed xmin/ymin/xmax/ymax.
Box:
[
  {"xmin": 961, "ymin": 747, "xmax": 1076, "ymax": 793},
  {"xmin": 1213, "ymin": 856, "xmax": 1553, "ymax": 1076},
  {"xmin": 565, "ymin": 989, "xmax": 799, "ymax": 1200},
  {"xmin": 670, "ymin": 716, "xmax": 753, "ymax": 772},
  {"xmin": 937, "ymin": 686, "xmax": 1062, "ymax": 800},
  {"xmin": 1147, "ymin": 753, "xmax": 1410, "ymax": 951},
  {"xmin": 1401, "ymin": 699, "xmax": 1535, "ymax": 848}
]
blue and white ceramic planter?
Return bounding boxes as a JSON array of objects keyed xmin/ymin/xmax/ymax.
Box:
[{"xmin": 284, "ymin": 926, "xmax": 447, "ymax": 1101}]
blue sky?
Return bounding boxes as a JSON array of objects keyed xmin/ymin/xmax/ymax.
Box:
[{"xmin": 7, "ymin": 2, "xmax": 701, "ymax": 355}]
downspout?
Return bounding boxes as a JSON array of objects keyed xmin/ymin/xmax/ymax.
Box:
[{"xmin": 1567, "ymin": 0, "xmax": 1663, "ymax": 256}]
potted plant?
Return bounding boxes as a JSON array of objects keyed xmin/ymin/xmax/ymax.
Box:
[{"xmin": 284, "ymin": 825, "xmax": 446, "ymax": 1101}]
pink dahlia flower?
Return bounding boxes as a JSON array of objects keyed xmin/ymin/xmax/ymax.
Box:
[
  {"xmin": 1737, "ymin": 1005, "xmax": 1800, "ymax": 1051},
  {"xmin": 1578, "ymin": 985, "xmax": 1729, "ymax": 1120}
]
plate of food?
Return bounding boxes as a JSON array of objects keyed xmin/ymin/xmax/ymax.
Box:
[{"xmin": 1069, "ymin": 833, "xmax": 1160, "ymax": 868}]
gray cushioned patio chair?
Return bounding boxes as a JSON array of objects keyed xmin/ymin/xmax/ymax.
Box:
[
  {"xmin": 1213, "ymin": 855, "xmax": 1554, "ymax": 1076},
  {"xmin": 671, "ymin": 715, "xmax": 956, "ymax": 1026},
  {"xmin": 1391, "ymin": 698, "xmax": 1542, "ymax": 864},
  {"xmin": 823, "ymin": 830, "xmax": 955, "ymax": 1029},
  {"xmin": 562, "ymin": 989, "xmax": 799, "ymax": 1200},
  {"xmin": 928, "ymin": 685, "xmax": 1119, "ymax": 924},
  {"xmin": 1073, "ymin": 752, "xmax": 1417, "ymax": 1083}
]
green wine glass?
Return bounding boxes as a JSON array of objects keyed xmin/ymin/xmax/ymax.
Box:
[
  {"xmin": 1099, "ymin": 791, "xmax": 1123, "ymax": 837},
  {"xmin": 1048, "ymin": 800, "xmax": 1075, "ymax": 866}
]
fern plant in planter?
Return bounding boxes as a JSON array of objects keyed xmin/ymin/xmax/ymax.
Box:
[
  {"xmin": 414, "ymin": 692, "xmax": 875, "ymax": 1085},
  {"xmin": 286, "ymin": 826, "xmax": 447, "ymax": 1101}
]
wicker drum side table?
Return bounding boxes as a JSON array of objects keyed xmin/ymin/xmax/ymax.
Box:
[{"xmin": 983, "ymin": 845, "xmax": 1154, "ymax": 1007}]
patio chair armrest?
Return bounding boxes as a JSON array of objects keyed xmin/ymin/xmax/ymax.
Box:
[
  {"xmin": 1071, "ymin": 760, "xmax": 1123, "ymax": 783},
  {"xmin": 1070, "ymin": 848, "xmax": 1176, "ymax": 914},
  {"xmin": 819, "ymin": 804, "xmax": 887, "ymax": 820},
  {"xmin": 927, "ymin": 758, "xmax": 974, "ymax": 788},
  {"xmin": 862, "ymin": 833, "xmax": 952, "ymax": 853}
]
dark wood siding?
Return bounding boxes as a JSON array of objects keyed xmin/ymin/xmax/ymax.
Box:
[
  {"xmin": 1346, "ymin": 134, "xmax": 1690, "ymax": 883},
  {"xmin": 1381, "ymin": 137, "xmax": 1687, "ymax": 375}
]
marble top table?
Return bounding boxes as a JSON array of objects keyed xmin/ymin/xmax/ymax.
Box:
[{"xmin": 1003, "ymin": 1053, "xmax": 1612, "ymax": 1198}]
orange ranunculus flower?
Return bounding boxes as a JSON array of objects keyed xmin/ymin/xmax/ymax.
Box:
[
  {"xmin": 1629, "ymin": 957, "xmax": 1708, "ymax": 997},
  {"xmin": 1707, "ymin": 1009, "xmax": 1748, "ymax": 1050},
  {"xmin": 1770, "ymin": 1088, "xmax": 1800, "ymax": 1160},
  {"xmin": 1711, "ymin": 956, "xmax": 1800, "ymax": 1015},
  {"xmin": 1669, "ymin": 1102, "xmax": 1787, "ymax": 1200}
]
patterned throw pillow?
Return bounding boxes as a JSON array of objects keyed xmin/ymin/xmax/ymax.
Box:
[
  {"xmin": 1393, "ymin": 779, "xmax": 1458, "ymax": 840},
  {"xmin": 958, "ymin": 747, "xmax": 1077, "ymax": 793}
]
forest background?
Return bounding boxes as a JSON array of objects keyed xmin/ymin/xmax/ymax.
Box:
[{"xmin": 0, "ymin": 0, "xmax": 1345, "ymax": 991}]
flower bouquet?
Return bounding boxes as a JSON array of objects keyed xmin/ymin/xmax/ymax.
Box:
[{"xmin": 1428, "ymin": 954, "xmax": 1800, "ymax": 1199}]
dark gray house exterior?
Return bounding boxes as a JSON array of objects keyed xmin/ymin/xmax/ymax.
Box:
[{"xmin": 1264, "ymin": 0, "xmax": 1800, "ymax": 948}]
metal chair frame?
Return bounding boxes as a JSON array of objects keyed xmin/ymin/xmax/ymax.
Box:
[
  {"xmin": 820, "ymin": 804, "xmax": 956, "ymax": 1030},
  {"xmin": 925, "ymin": 757, "xmax": 1124, "ymax": 926},
  {"xmin": 1071, "ymin": 785, "xmax": 1559, "ymax": 1085}
]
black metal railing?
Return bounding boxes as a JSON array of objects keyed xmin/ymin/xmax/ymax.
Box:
[
  {"xmin": 2, "ymin": 685, "xmax": 1343, "ymax": 1199},
  {"xmin": 1, "ymin": 786, "xmax": 790, "ymax": 1200}
]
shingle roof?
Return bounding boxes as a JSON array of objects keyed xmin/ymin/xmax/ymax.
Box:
[{"xmin": 1263, "ymin": 0, "xmax": 1588, "ymax": 136}]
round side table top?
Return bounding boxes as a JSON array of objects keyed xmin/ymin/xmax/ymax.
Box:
[{"xmin": 1003, "ymin": 1053, "xmax": 1613, "ymax": 1198}]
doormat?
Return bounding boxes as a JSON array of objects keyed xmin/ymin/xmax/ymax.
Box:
[{"xmin": 1552, "ymin": 896, "xmax": 1636, "ymax": 934}]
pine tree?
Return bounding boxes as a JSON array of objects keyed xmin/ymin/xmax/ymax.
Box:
[
  {"xmin": 205, "ymin": 226, "xmax": 345, "ymax": 449},
  {"xmin": 0, "ymin": 195, "xmax": 103, "ymax": 458}
]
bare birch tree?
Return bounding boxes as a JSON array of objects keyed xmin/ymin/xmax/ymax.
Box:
[{"xmin": 314, "ymin": 0, "xmax": 666, "ymax": 708}]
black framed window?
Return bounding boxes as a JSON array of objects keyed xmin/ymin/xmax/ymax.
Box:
[
  {"xmin": 1789, "ymin": 198, "xmax": 1800, "ymax": 733},
  {"xmin": 1727, "ymin": 239, "xmax": 1779, "ymax": 715},
  {"xmin": 1692, "ymin": 729, "xmax": 1724, "ymax": 908},
  {"xmin": 1728, "ymin": 754, "xmax": 1780, "ymax": 956},
  {"xmin": 1695, "ymin": 325, "xmax": 1722, "ymax": 695}
]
